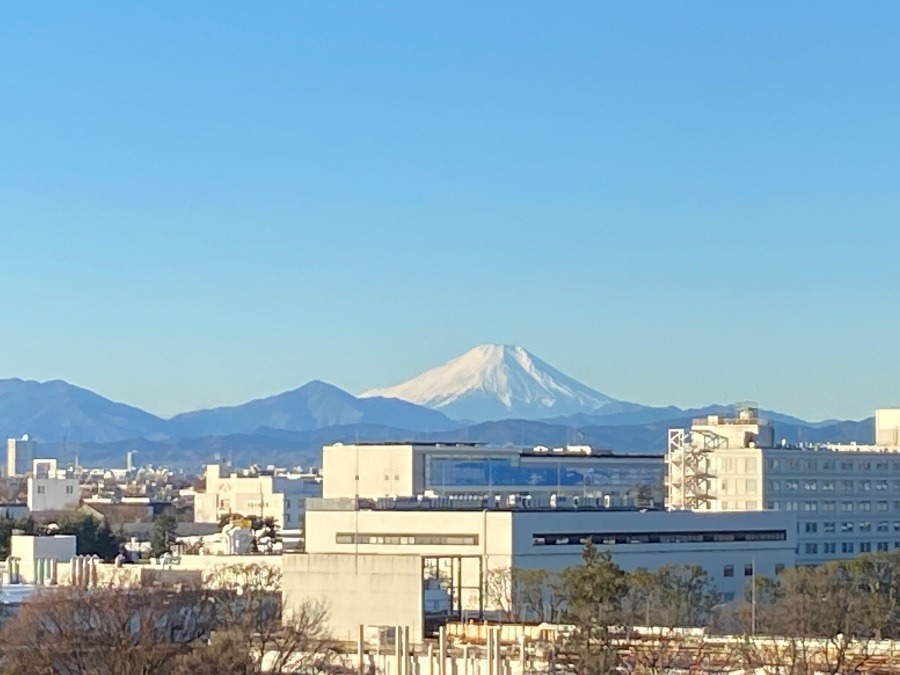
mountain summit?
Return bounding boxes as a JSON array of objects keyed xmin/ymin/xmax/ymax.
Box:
[{"xmin": 360, "ymin": 344, "xmax": 639, "ymax": 421}]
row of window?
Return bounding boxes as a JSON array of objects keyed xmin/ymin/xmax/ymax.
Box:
[
  {"xmin": 804, "ymin": 521, "xmax": 900, "ymax": 534},
  {"xmin": 767, "ymin": 500, "xmax": 900, "ymax": 513},
  {"xmin": 768, "ymin": 479, "xmax": 899, "ymax": 493},
  {"xmin": 803, "ymin": 541, "xmax": 899, "ymax": 555},
  {"xmin": 532, "ymin": 529, "xmax": 787, "ymax": 547},
  {"xmin": 335, "ymin": 533, "xmax": 480, "ymax": 546},
  {"xmin": 768, "ymin": 458, "xmax": 898, "ymax": 472}
]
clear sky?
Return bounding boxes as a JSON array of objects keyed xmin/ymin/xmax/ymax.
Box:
[{"xmin": 2, "ymin": 3, "xmax": 899, "ymax": 421}]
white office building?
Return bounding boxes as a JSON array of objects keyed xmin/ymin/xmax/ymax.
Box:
[
  {"xmin": 6, "ymin": 435, "xmax": 36, "ymax": 477},
  {"xmin": 667, "ymin": 405, "xmax": 900, "ymax": 565},
  {"xmin": 194, "ymin": 464, "xmax": 322, "ymax": 529},
  {"xmin": 323, "ymin": 442, "xmax": 665, "ymax": 508}
]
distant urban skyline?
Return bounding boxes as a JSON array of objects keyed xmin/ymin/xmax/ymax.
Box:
[{"xmin": 3, "ymin": 3, "xmax": 899, "ymax": 421}]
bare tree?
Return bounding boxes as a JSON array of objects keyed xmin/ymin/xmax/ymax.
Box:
[{"xmin": 0, "ymin": 587, "xmax": 215, "ymax": 674}]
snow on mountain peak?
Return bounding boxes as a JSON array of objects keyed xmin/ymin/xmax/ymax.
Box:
[{"xmin": 360, "ymin": 343, "xmax": 623, "ymax": 421}]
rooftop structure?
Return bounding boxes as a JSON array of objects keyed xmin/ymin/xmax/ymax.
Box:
[{"xmin": 323, "ymin": 442, "xmax": 664, "ymax": 508}]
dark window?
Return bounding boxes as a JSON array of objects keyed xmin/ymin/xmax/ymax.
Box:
[
  {"xmin": 744, "ymin": 563, "xmax": 754, "ymax": 576},
  {"xmin": 531, "ymin": 529, "xmax": 787, "ymax": 546},
  {"xmin": 335, "ymin": 532, "xmax": 479, "ymax": 546},
  {"xmin": 723, "ymin": 565, "xmax": 734, "ymax": 577}
]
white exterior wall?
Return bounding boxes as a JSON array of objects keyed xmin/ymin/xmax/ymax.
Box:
[
  {"xmin": 876, "ymin": 409, "xmax": 900, "ymax": 446},
  {"xmin": 10, "ymin": 535, "xmax": 77, "ymax": 584},
  {"xmin": 688, "ymin": 441, "xmax": 900, "ymax": 565},
  {"xmin": 283, "ymin": 552, "xmax": 425, "ymax": 643},
  {"xmin": 27, "ymin": 476, "xmax": 80, "ymax": 511},
  {"xmin": 195, "ymin": 465, "xmax": 322, "ymax": 527},
  {"xmin": 305, "ymin": 506, "xmax": 795, "ymax": 605},
  {"xmin": 322, "ymin": 444, "xmax": 419, "ymax": 499},
  {"xmin": 508, "ymin": 509, "xmax": 794, "ymax": 602}
]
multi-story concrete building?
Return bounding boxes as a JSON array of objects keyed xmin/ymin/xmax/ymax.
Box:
[
  {"xmin": 194, "ymin": 464, "xmax": 322, "ymax": 528},
  {"xmin": 26, "ymin": 459, "xmax": 80, "ymax": 512},
  {"xmin": 666, "ymin": 406, "xmax": 900, "ymax": 565},
  {"xmin": 323, "ymin": 442, "xmax": 665, "ymax": 508},
  {"xmin": 6, "ymin": 435, "xmax": 36, "ymax": 477}
]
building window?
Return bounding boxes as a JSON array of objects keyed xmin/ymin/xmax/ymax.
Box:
[
  {"xmin": 804, "ymin": 522, "xmax": 818, "ymax": 533},
  {"xmin": 768, "ymin": 459, "xmax": 780, "ymax": 470},
  {"xmin": 878, "ymin": 542, "xmax": 889, "ymax": 552},
  {"xmin": 840, "ymin": 461, "xmax": 853, "ymax": 471},
  {"xmin": 65, "ymin": 485, "xmax": 73, "ymax": 494},
  {"xmin": 337, "ymin": 533, "xmax": 480, "ymax": 546},
  {"xmin": 840, "ymin": 480, "xmax": 853, "ymax": 492},
  {"xmin": 860, "ymin": 480, "xmax": 872, "ymax": 492},
  {"xmin": 745, "ymin": 479, "xmax": 757, "ymax": 493},
  {"xmin": 530, "ymin": 529, "xmax": 788, "ymax": 546},
  {"xmin": 861, "ymin": 542, "xmax": 872, "ymax": 553},
  {"xmin": 878, "ymin": 521, "xmax": 889, "ymax": 532},
  {"xmin": 860, "ymin": 521, "xmax": 872, "ymax": 533},
  {"xmin": 804, "ymin": 502, "xmax": 818, "ymax": 512},
  {"xmin": 841, "ymin": 502, "xmax": 854, "ymax": 512},
  {"xmin": 822, "ymin": 480, "xmax": 835, "ymax": 492},
  {"xmin": 877, "ymin": 480, "xmax": 889, "ymax": 491},
  {"xmin": 842, "ymin": 542, "xmax": 855, "ymax": 554},
  {"xmin": 724, "ymin": 592, "xmax": 735, "ymax": 602},
  {"xmin": 803, "ymin": 480, "xmax": 817, "ymax": 491},
  {"xmin": 805, "ymin": 460, "xmax": 817, "ymax": 471},
  {"xmin": 860, "ymin": 501, "xmax": 872, "ymax": 513},
  {"xmin": 724, "ymin": 565, "xmax": 734, "ymax": 577},
  {"xmin": 767, "ymin": 480, "xmax": 781, "ymax": 492},
  {"xmin": 775, "ymin": 564, "xmax": 785, "ymax": 575},
  {"xmin": 823, "ymin": 501, "xmax": 836, "ymax": 512},
  {"xmin": 786, "ymin": 480, "xmax": 799, "ymax": 492},
  {"xmin": 877, "ymin": 461, "xmax": 888, "ymax": 472},
  {"xmin": 824, "ymin": 522, "xmax": 836, "ymax": 533},
  {"xmin": 744, "ymin": 458, "xmax": 757, "ymax": 472},
  {"xmin": 824, "ymin": 543, "xmax": 836, "ymax": 553},
  {"xmin": 861, "ymin": 461, "xmax": 872, "ymax": 471},
  {"xmin": 804, "ymin": 543, "xmax": 818, "ymax": 555},
  {"xmin": 878, "ymin": 501, "xmax": 890, "ymax": 513},
  {"xmin": 744, "ymin": 563, "xmax": 754, "ymax": 577},
  {"xmin": 841, "ymin": 522, "xmax": 854, "ymax": 533},
  {"xmin": 37, "ymin": 486, "xmax": 45, "ymax": 494}
]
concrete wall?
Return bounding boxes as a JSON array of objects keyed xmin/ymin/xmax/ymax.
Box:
[
  {"xmin": 323, "ymin": 444, "xmax": 417, "ymax": 499},
  {"xmin": 283, "ymin": 552, "xmax": 425, "ymax": 643},
  {"xmin": 877, "ymin": 409, "xmax": 900, "ymax": 446},
  {"xmin": 27, "ymin": 476, "xmax": 80, "ymax": 511},
  {"xmin": 10, "ymin": 535, "xmax": 77, "ymax": 584}
]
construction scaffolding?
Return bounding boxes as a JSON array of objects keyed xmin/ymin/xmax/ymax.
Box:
[{"xmin": 665, "ymin": 428, "xmax": 726, "ymax": 511}]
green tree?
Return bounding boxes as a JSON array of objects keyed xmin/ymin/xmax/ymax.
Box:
[
  {"xmin": 557, "ymin": 542, "xmax": 628, "ymax": 675},
  {"xmin": 0, "ymin": 516, "xmax": 34, "ymax": 559},
  {"xmin": 150, "ymin": 514, "xmax": 178, "ymax": 558},
  {"xmin": 56, "ymin": 513, "xmax": 121, "ymax": 561}
]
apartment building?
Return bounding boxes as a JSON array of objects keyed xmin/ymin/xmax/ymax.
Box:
[{"xmin": 666, "ymin": 405, "xmax": 900, "ymax": 564}]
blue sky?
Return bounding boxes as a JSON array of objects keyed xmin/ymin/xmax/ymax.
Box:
[{"xmin": 2, "ymin": 2, "xmax": 899, "ymax": 420}]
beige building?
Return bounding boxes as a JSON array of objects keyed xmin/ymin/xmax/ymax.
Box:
[{"xmin": 194, "ymin": 464, "xmax": 322, "ymax": 528}]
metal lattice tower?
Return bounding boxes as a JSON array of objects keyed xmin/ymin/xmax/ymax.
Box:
[{"xmin": 666, "ymin": 428, "xmax": 725, "ymax": 510}]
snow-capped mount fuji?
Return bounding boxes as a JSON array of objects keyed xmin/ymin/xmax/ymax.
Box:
[{"xmin": 360, "ymin": 344, "xmax": 643, "ymax": 422}]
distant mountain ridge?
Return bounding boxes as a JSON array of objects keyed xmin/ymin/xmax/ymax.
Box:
[
  {"xmin": 0, "ymin": 342, "xmax": 877, "ymax": 469},
  {"xmin": 0, "ymin": 378, "xmax": 455, "ymax": 444},
  {"xmin": 168, "ymin": 380, "xmax": 456, "ymax": 437}
]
